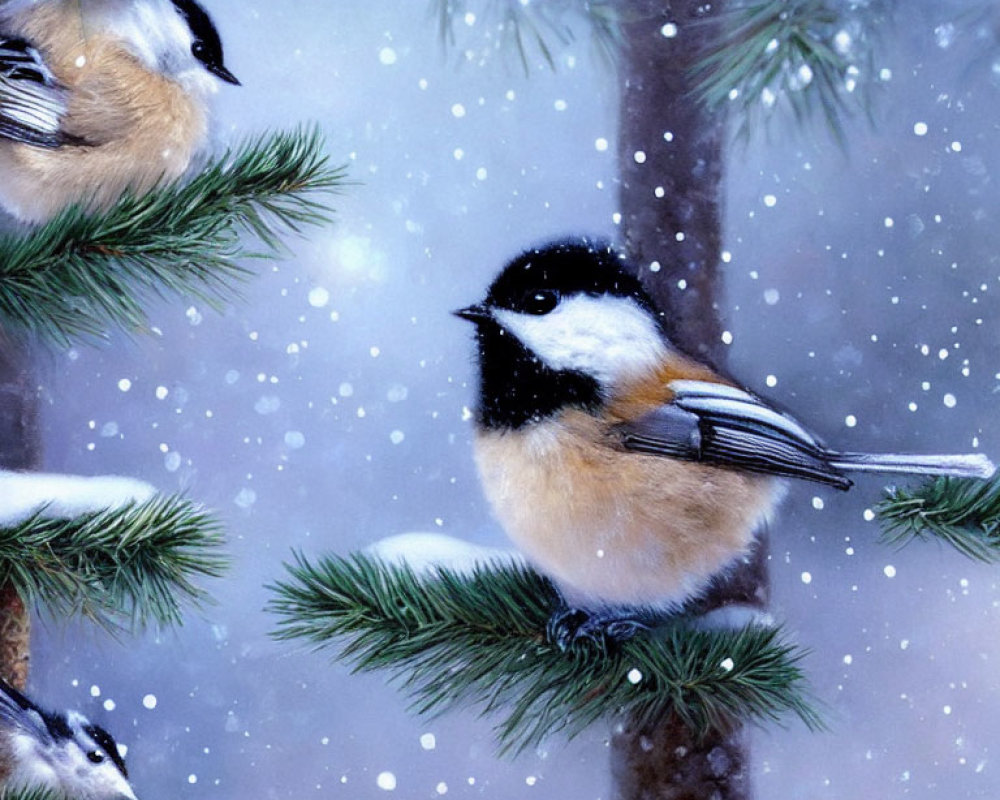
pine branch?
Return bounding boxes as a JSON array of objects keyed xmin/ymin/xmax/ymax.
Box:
[
  {"xmin": 876, "ymin": 475, "xmax": 1000, "ymax": 563},
  {"xmin": 0, "ymin": 125, "xmax": 347, "ymax": 347},
  {"xmin": 268, "ymin": 552, "xmax": 821, "ymax": 755},
  {"xmin": 0, "ymin": 494, "xmax": 227, "ymax": 633},
  {"xmin": 1, "ymin": 787, "xmax": 65, "ymax": 800},
  {"xmin": 430, "ymin": 0, "xmax": 621, "ymax": 75},
  {"xmin": 690, "ymin": 0, "xmax": 890, "ymax": 143}
]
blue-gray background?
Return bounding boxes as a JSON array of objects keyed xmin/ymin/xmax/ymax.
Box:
[{"xmin": 27, "ymin": 2, "xmax": 1000, "ymax": 798}]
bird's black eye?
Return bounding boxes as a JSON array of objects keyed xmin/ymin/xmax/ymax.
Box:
[
  {"xmin": 522, "ymin": 289, "xmax": 559, "ymax": 315},
  {"xmin": 191, "ymin": 40, "xmax": 207, "ymax": 61},
  {"xmin": 87, "ymin": 750, "xmax": 105, "ymax": 764}
]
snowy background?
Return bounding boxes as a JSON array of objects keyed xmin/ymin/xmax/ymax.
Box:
[{"xmin": 22, "ymin": 1, "xmax": 1000, "ymax": 798}]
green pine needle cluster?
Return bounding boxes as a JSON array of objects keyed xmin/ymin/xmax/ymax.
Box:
[
  {"xmin": 876, "ymin": 475, "xmax": 1000, "ymax": 563},
  {"xmin": 691, "ymin": 0, "xmax": 888, "ymax": 143},
  {"xmin": 431, "ymin": 0, "xmax": 620, "ymax": 74},
  {"xmin": 429, "ymin": 0, "xmax": 891, "ymax": 143},
  {"xmin": 268, "ymin": 552, "xmax": 820, "ymax": 754},
  {"xmin": 0, "ymin": 126, "xmax": 346, "ymax": 347},
  {"xmin": 0, "ymin": 787, "xmax": 64, "ymax": 800},
  {"xmin": 0, "ymin": 494, "xmax": 227, "ymax": 632}
]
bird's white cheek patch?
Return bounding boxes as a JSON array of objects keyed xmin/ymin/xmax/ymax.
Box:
[{"xmin": 494, "ymin": 295, "xmax": 667, "ymax": 383}]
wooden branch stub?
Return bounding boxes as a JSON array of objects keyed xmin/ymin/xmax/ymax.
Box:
[
  {"xmin": 0, "ymin": 586, "xmax": 29, "ymax": 690},
  {"xmin": 0, "ymin": 337, "xmax": 40, "ymax": 688}
]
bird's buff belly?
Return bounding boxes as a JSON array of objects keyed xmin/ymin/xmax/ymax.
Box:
[{"xmin": 474, "ymin": 418, "xmax": 781, "ymax": 609}]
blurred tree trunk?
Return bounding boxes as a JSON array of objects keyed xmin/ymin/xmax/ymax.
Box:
[
  {"xmin": 0, "ymin": 339, "xmax": 39, "ymax": 689},
  {"xmin": 613, "ymin": 2, "xmax": 768, "ymax": 798},
  {"xmin": 612, "ymin": 716, "xmax": 752, "ymax": 800},
  {"xmin": 618, "ymin": 0, "xmax": 727, "ymax": 369}
]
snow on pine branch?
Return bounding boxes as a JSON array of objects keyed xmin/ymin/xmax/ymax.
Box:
[
  {"xmin": 367, "ymin": 532, "xmax": 524, "ymax": 576},
  {"xmin": 0, "ymin": 470, "xmax": 227, "ymax": 631},
  {"xmin": 0, "ymin": 470, "xmax": 155, "ymax": 526}
]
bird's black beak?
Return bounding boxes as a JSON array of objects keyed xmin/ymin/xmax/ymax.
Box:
[
  {"xmin": 453, "ymin": 304, "xmax": 491, "ymax": 323},
  {"xmin": 210, "ymin": 63, "xmax": 241, "ymax": 85}
]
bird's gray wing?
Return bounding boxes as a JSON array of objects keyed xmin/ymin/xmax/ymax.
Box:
[
  {"xmin": 0, "ymin": 37, "xmax": 76, "ymax": 147},
  {"xmin": 615, "ymin": 379, "xmax": 852, "ymax": 490},
  {"xmin": 0, "ymin": 679, "xmax": 55, "ymax": 743}
]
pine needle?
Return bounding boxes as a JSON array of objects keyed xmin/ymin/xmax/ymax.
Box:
[
  {"xmin": 268, "ymin": 552, "xmax": 821, "ymax": 755},
  {"xmin": 690, "ymin": 0, "xmax": 889, "ymax": 144},
  {"xmin": 429, "ymin": 0, "xmax": 621, "ymax": 75},
  {"xmin": 876, "ymin": 475, "xmax": 1000, "ymax": 563},
  {"xmin": 0, "ymin": 125, "xmax": 347, "ymax": 347},
  {"xmin": 1, "ymin": 787, "xmax": 66, "ymax": 800},
  {"xmin": 0, "ymin": 494, "xmax": 228, "ymax": 633}
]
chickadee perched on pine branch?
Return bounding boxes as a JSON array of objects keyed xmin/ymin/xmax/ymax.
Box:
[
  {"xmin": 0, "ymin": 677, "xmax": 135, "ymax": 800},
  {"xmin": 456, "ymin": 240, "xmax": 995, "ymax": 637},
  {"xmin": 0, "ymin": 0, "xmax": 239, "ymax": 224}
]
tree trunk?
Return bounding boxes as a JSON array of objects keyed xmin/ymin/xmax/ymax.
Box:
[
  {"xmin": 618, "ymin": 0, "xmax": 727, "ymax": 369},
  {"xmin": 612, "ymin": 715, "xmax": 751, "ymax": 800},
  {"xmin": 613, "ymin": 2, "xmax": 768, "ymax": 798},
  {"xmin": 0, "ymin": 339, "xmax": 40, "ymax": 689}
]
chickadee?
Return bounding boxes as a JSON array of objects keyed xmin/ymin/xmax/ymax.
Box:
[
  {"xmin": 0, "ymin": 677, "xmax": 135, "ymax": 800},
  {"xmin": 0, "ymin": 0, "xmax": 239, "ymax": 224},
  {"xmin": 456, "ymin": 240, "xmax": 995, "ymax": 631}
]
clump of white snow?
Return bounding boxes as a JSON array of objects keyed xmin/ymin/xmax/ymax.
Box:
[
  {"xmin": 0, "ymin": 470, "xmax": 156, "ymax": 526},
  {"xmin": 367, "ymin": 532, "xmax": 524, "ymax": 576}
]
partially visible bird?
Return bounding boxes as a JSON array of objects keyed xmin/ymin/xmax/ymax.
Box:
[
  {"xmin": 0, "ymin": 677, "xmax": 135, "ymax": 800},
  {"xmin": 0, "ymin": 0, "xmax": 239, "ymax": 223},
  {"xmin": 456, "ymin": 239, "xmax": 994, "ymax": 634}
]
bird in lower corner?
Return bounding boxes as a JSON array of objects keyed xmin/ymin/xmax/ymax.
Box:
[{"xmin": 0, "ymin": 677, "xmax": 136, "ymax": 800}]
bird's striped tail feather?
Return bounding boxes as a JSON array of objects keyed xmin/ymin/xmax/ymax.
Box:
[{"xmin": 829, "ymin": 452, "xmax": 995, "ymax": 480}]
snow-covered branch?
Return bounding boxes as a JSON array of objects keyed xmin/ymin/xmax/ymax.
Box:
[{"xmin": 0, "ymin": 471, "xmax": 227, "ymax": 632}]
